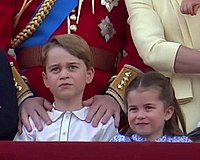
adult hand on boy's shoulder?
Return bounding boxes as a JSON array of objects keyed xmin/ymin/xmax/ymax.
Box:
[
  {"xmin": 18, "ymin": 97, "xmax": 53, "ymax": 133},
  {"xmin": 83, "ymin": 95, "xmax": 120, "ymax": 128}
]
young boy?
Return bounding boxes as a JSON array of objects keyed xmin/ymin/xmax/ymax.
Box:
[{"xmin": 14, "ymin": 34, "xmax": 118, "ymax": 141}]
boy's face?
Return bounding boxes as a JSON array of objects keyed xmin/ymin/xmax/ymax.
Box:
[
  {"xmin": 127, "ymin": 88, "xmax": 174, "ymax": 141},
  {"xmin": 42, "ymin": 46, "xmax": 94, "ymax": 101}
]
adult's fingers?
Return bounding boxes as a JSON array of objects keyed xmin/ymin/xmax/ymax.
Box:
[
  {"xmin": 19, "ymin": 107, "xmax": 35, "ymax": 132},
  {"xmin": 194, "ymin": 4, "xmax": 200, "ymax": 15},
  {"xmin": 90, "ymin": 105, "xmax": 107, "ymax": 127},
  {"xmin": 43, "ymin": 99, "xmax": 53, "ymax": 111},
  {"xmin": 38, "ymin": 105, "xmax": 52, "ymax": 126},
  {"xmin": 113, "ymin": 111, "xmax": 120, "ymax": 128},
  {"xmin": 82, "ymin": 97, "xmax": 94, "ymax": 106}
]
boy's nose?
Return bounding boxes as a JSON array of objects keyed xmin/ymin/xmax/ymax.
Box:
[{"xmin": 60, "ymin": 69, "xmax": 69, "ymax": 79}]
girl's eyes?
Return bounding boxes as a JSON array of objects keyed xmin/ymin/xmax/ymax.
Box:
[
  {"xmin": 128, "ymin": 105, "xmax": 155, "ymax": 112},
  {"xmin": 145, "ymin": 106, "xmax": 154, "ymax": 111},
  {"xmin": 128, "ymin": 107, "xmax": 137, "ymax": 112}
]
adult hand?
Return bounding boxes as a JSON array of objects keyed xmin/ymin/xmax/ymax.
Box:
[
  {"xmin": 83, "ymin": 95, "xmax": 120, "ymax": 128},
  {"xmin": 18, "ymin": 97, "xmax": 53, "ymax": 133},
  {"xmin": 180, "ymin": 0, "xmax": 200, "ymax": 15}
]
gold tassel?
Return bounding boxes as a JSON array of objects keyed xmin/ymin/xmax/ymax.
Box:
[{"xmin": 76, "ymin": 0, "xmax": 84, "ymax": 24}]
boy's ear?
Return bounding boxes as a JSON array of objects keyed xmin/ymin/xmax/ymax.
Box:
[
  {"xmin": 164, "ymin": 106, "xmax": 174, "ymax": 121},
  {"xmin": 86, "ymin": 67, "xmax": 95, "ymax": 84},
  {"xmin": 42, "ymin": 71, "xmax": 49, "ymax": 88}
]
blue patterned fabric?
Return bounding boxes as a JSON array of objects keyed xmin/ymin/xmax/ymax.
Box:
[{"xmin": 110, "ymin": 133, "xmax": 192, "ymax": 142}]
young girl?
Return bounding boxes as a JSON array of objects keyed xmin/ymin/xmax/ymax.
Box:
[
  {"xmin": 180, "ymin": 0, "xmax": 200, "ymax": 15},
  {"xmin": 111, "ymin": 71, "xmax": 192, "ymax": 142}
]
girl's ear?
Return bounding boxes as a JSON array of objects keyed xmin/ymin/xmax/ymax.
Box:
[
  {"xmin": 86, "ymin": 67, "xmax": 95, "ymax": 84},
  {"xmin": 42, "ymin": 71, "xmax": 49, "ymax": 88},
  {"xmin": 164, "ymin": 106, "xmax": 174, "ymax": 121}
]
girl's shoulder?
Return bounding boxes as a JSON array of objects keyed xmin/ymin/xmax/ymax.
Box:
[
  {"xmin": 110, "ymin": 134, "xmax": 132, "ymax": 142},
  {"xmin": 159, "ymin": 135, "xmax": 192, "ymax": 142}
]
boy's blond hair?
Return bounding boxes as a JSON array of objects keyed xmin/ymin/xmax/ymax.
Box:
[{"xmin": 42, "ymin": 34, "xmax": 93, "ymax": 70}]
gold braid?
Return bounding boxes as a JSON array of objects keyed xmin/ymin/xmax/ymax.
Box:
[{"xmin": 10, "ymin": 0, "xmax": 56, "ymax": 48}]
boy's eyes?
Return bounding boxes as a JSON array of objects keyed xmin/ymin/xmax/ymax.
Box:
[
  {"xmin": 50, "ymin": 67, "xmax": 59, "ymax": 72},
  {"xmin": 69, "ymin": 65, "xmax": 78, "ymax": 70},
  {"xmin": 49, "ymin": 65, "xmax": 79, "ymax": 73}
]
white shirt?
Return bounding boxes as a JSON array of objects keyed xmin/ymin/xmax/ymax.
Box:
[{"xmin": 14, "ymin": 107, "xmax": 118, "ymax": 141}]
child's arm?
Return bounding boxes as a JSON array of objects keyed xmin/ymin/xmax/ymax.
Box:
[{"xmin": 180, "ymin": 0, "xmax": 200, "ymax": 15}]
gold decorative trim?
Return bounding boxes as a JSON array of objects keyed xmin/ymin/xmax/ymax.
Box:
[
  {"xmin": 10, "ymin": 62, "xmax": 34, "ymax": 106},
  {"xmin": 10, "ymin": 0, "xmax": 56, "ymax": 48},
  {"xmin": 106, "ymin": 64, "xmax": 143, "ymax": 113}
]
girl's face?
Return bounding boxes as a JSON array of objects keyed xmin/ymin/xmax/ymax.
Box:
[
  {"xmin": 127, "ymin": 88, "xmax": 174, "ymax": 141},
  {"xmin": 42, "ymin": 46, "xmax": 94, "ymax": 101}
]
